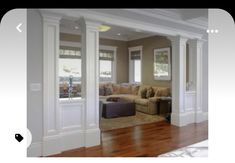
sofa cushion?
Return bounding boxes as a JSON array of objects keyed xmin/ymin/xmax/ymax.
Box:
[
  {"xmin": 131, "ymin": 85, "xmax": 140, "ymax": 95},
  {"xmin": 138, "ymin": 85, "xmax": 151, "ymax": 96},
  {"xmin": 140, "ymin": 88, "xmax": 147, "ymax": 99},
  {"xmin": 104, "ymin": 84, "xmax": 113, "ymax": 96},
  {"xmin": 155, "ymin": 87, "xmax": 170, "ymax": 97},
  {"xmin": 119, "ymin": 85, "xmax": 132, "ymax": 94},
  {"xmin": 112, "ymin": 84, "xmax": 121, "ymax": 94},
  {"xmin": 99, "ymin": 85, "xmax": 105, "ymax": 96},
  {"xmin": 146, "ymin": 87, "xmax": 154, "ymax": 98},
  {"xmin": 107, "ymin": 94, "xmax": 139, "ymax": 102},
  {"xmin": 135, "ymin": 98, "xmax": 149, "ymax": 106}
]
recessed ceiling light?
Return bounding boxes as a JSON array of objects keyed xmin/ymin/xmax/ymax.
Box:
[
  {"xmin": 117, "ymin": 33, "xmax": 121, "ymax": 36},
  {"xmin": 99, "ymin": 25, "xmax": 111, "ymax": 32},
  {"xmin": 74, "ymin": 26, "xmax": 79, "ymax": 30}
]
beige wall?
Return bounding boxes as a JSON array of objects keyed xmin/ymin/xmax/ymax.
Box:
[
  {"xmin": 128, "ymin": 36, "xmax": 172, "ymax": 87},
  {"xmin": 60, "ymin": 33, "xmax": 129, "ymax": 83}
]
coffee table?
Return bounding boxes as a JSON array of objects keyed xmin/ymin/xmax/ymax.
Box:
[{"xmin": 101, "ymin": 99, "xmax": 135, "ymax": 118}]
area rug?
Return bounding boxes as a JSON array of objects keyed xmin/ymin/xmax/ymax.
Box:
[
  {"xmin": 100, "ymin": 111, "xmax": 165, "ymax": 131},
  {"xmin": 158, "ymin": 140, "xmax": 208, "ymax": 157}
]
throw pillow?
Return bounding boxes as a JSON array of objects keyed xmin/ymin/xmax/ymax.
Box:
[
  {"xmin": 104, "ymin": 85, "xmax": 113, "ymax": 96},
  {"xmin": 112, "ymin": 84, "xmax": 120, "ymax": 94},
  {"xmin": 140, "ymin": 88, "xmax": 147, "ymax": 99},
  {"xmin": 157, "ymin": 88, "xmax": 170, "ymax": 97},
  {"xmin": 131, "ymin": 85, "xmax": 140, "ymax": 95},
  {"xmin": 146, "ymin": 87, "xmax": 154, "ymax": 98},
  {"xmin": 99, "ymin": 85, "xmax": 105, "ymax": 96}
]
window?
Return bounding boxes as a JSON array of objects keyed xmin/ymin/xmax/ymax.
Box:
[
  {"xmin": 129, "ymin": 46, "xmax": 142, "ymax": 83},
  {"xmin": 59, "ymin": 46, "xmax": 82, "ymax": 98},
  {"xmin": 99, "ymin": 48, "xmax": 116, "ymax": 82},
  {"xmin": 134, "ymin": 60, "xmax": 141, "ymax": 82}
]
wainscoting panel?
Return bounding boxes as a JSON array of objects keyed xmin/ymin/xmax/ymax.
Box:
[
  {"xmin": 185, "ymin": 91, "xmax": 196, "ymax": 111},
  {"xmin": 60, "ymin": 99, "xmax": 85, "ymax": 131}
]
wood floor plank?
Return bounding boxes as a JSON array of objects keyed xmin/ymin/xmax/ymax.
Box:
[{"xmin": 50, "ymin": 120, "xmax": 208, "ymax": 157}]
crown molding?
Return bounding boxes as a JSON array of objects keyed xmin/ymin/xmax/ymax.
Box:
[
  {"xmin": 123, "ymin": 9, "xmax": 208, "ymax": 30},
  {"xmin": 40, "ymin": 9, "xmax": 204, "ymax": 39}
]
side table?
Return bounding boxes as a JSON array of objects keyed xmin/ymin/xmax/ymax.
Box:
[{"xmin": 157, "ymin": 97, "xmax": 172, "ymax": 122}]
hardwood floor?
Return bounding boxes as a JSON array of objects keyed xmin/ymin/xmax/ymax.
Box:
[{"xmin": 51, "ymin": 120, "xmax": 208, "ymax": 157}]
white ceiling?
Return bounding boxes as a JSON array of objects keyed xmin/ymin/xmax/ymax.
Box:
[
  {"xmin": 52, "ymin": 9, "xmax": 208, "ymax": 41},
  {"xmin": 60, "ymin": 19, "xmax": 155, "ymax": 41}
]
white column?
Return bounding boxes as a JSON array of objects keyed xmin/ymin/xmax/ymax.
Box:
[
  {"xmin": 188, "ymin": 39, "xmax": 204, "ymax": 123},
  {"xmin": 168, "ymin": 36, "xmax": 188, "ymax": 127},
  {"xmin": 79, "ymin": 18, "xmax": 101, "ymax": 147},
  {"xmin": 42, "ymin": 14, "xmax": 61, "ymax": 155}
]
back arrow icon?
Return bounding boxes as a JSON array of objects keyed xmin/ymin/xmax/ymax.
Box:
[{"xmin": 16, "ymin": 23, "xmax": 22, "ymax": 32}]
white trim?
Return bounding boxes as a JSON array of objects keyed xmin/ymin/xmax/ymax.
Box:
[
  {"xmin": 85, "ymin": 128, "xmax": 101, "ymax": 147},
  {"xmin": 40, "ymin": 9, "xmax": 204, "ymax": 39},
  {"xmin": 27, "ymin": 142, "xmax": 42, "ymax": 157},
  {"xmin": 202, "ymin": 112, "xmax": 208, "ymax": 121},
  {"xmin": 171, "ymin": 111, "xmax": 195, "ymax": 127},
  {"xmin": 42, "ymin": 135, "xmax": 61, "ymax": 156},
  {"xmin": 124, "ymin": 9, "xmax": 208, "ymax": 30},
  {"xmin": 169, "ymin": 36, "xmax": 188, "ymax": 126},
  {"xmin": 59, "ymin": 41, "xmax": 117, "ymax": 83},
  {"xmin": 128, "ymin": 46, "xmax": 143, "ymax": 84},
  {"xmin": 59, "ymin": 97, "xmax": 84, "ymax": 104},
  {"xmin": 60, "ymin": 130, "xmax": 85, "ymax": 151},
  {"xmin": 79, "ymin": 17, "xmax": 101, "ymax": 147},
  {"xmin": 60, "ymin": 40, "xmax": 81, "ymax": 48},
  {"xmin": 171, "ymin": 110, "xmax": 207, "ymax": 127},
  {"xmin": 42, "ymin": 15, "xmax": 61, "ymax": 137},
  {"xmin": 100, "ymin": 45, "xmax": 117, "ymax": 51},
  {"xmin": 99, "ymin": 45, "xmax": 117, "ymax": 83}
]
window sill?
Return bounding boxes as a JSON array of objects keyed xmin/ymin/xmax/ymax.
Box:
[{"xmin": 59, "ymin": 97, "xmax": 85, "ymax": 104}]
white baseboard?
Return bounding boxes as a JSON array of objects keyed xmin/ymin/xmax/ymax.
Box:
[
  {"xmin": 42, "ymin": 134, "xmax": 61, "ymax": 156},
  {"xmin": 27, "ymin": 142, "xmax": 42, "ymax": 157},
  {"xmin": 171, "ymin": 111, "xmax": 208, "ymax": 127},
  {"xmin": 60, "ymin": 130, "xmax": 85, "ymax": 151},
  {"xmin": 85, "ymin": 128, "xmax": 101, "ymax": 147},
  {"xmin": 202, "ymin": 112, "xmax": 208, "ymax": 121},
  {"xmin": 171, "ymin": 111, "xmax": 195, "ymax": 127},
  {"xmin": 39, "ymin": 128, "xmax": 100, "ymax": 156},
  {"xmin": 195, "ymin": 110, "xmax": 204, "ymax": 123}
]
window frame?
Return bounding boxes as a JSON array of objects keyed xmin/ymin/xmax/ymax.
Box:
[
  {"xmin": 59, "ymin": 41, "xmax": 117, "ymax": 84},
  {"xmin": 59, "ymin": 41, "xmax": 82, "ymax": 84},
  {"xmin": 99, "ymin": 45, "xmax": 117, "ymax": 83},
  {"xmin": 128, "ymin": 46, "xmax": 143, "ymax": 84}
]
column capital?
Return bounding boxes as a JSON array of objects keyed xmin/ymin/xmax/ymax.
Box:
[
  {"xmin": 167, "ymin": 35, "xmax": 188, "ymax": 45},
  {"xmin": 40, "ymin": 11, "xmax": 62, "ymax": 24},
  {"xmin": 187, "ymin": 39, "xmax": 204, "ymax": 47}
]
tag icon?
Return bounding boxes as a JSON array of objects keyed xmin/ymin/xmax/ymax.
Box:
[{"xmin": 15, "ymin": 134, "xmax": 23, "ymax": 142}]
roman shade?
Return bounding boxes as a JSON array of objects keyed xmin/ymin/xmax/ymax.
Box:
[
  {"xmin": 59, "ymin": 46, "xmax": 81, "ymax": 59},
  {"xmin": 130, "ymin": 50, "xmax": 141, "ymax": 60},
  {"xmin": 99, "ymin": 50, "xmax": 114, "ymax": 61}
]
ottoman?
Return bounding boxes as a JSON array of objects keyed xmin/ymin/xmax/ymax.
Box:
[{"xmin": 102, "ymin": 101, "xmax": 135, "ymax": 118}]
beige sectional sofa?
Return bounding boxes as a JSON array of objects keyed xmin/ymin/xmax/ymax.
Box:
[{"xmin": 99, "ymin": 83, "xmax": 171, "ymax": 115}]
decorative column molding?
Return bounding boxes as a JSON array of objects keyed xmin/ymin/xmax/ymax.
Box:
[
  {"xmin": 79, "ymin": 17, "xmax": 101, "ymax": 147},
  {"xmin": 42, "ymin": 14, "xmax": 61, "ymax": 156},
  {"xmin": 188, "ymin": 39, "xmax": 204, "ymax": 123},
  {"xmin": 187, "ymin": 40, "xmax": 196, "ymax": 91},
  {"xmin": 168, "ymin": 36, "xmax": 188, "ymax": 126}
]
